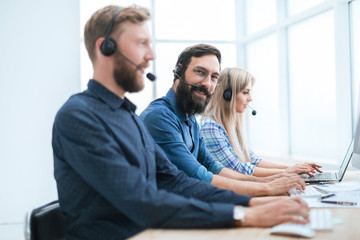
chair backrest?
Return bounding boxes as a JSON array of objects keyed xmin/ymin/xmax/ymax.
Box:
[{"xmin": 27, "ymin": 200, "xmax": 65, "ymax": 240}]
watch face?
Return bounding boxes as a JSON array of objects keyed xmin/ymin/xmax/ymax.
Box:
[{"xmin": 234, "ymin": 206, "xmax": 245, "ymax": 221}]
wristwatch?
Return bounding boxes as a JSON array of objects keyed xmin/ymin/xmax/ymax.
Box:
[{"xmin": 233, "ymin": 206, "xmax": 246, "ymax": 227}]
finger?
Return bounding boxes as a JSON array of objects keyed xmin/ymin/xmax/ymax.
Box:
[
  {"xmin": 289, "ymin": 197, "xmax": 302, "ymax": 204},
  {"xmin": 290, "ymin": 176, "xmax": 306, "ymax": 190},
  {"xmin": 290, "ymin": 197, "xmax": 308, "ymax": 208},
  {"xmin": 307, "ymin": 172, "xmax": 314, "ymax": 177},
  {"xmin": 298, "ymin": 178, "xmax": 306, "ymax": 190},
  {"xmin": 296, "ymin": 168, "xmax": 310, "ymax": 174},
  {"xmin": 307, "ymin": 169, "xmax": 315, "ymax": 174},
  {"xmin": 297, "ymin": 166, "xmax": 314, "ymax": 174},
  {"xmin": 307, "ymin": 163, "xmax": 323, "ymax": 168},
  {"xmin": 289, "ymin": 181, "xmax": 301, "ymax": 192},
  {"xmin": 278, "ymin": 200, "xmax": 309, "ymax": 221},
  {"xmin": 311, "ymin": 163, "xmax": 322, "ymax": 168},
  {"xmin": 291, "ymin": 179, "xmax": 305, "ymax": 191},
  {"xmin": 290, "ymin": 215, "xmax": 309, "ymax": 224},
  {"xmin": 312, "ymin": 166, "xmax": 323, "ymax": 173},
  {"xmin": 286, "ymin": 201, "xmax": 310, "ymax": 223},
  {"xmin": 298, "ymin": 198, "xmax": 310, "ymax": 209},
  {"xmin": 303, "ymin": 166, "xmax": 314, "ymax": 172},
  {"xmin": 297, "ymin": 183, "xmax": 305, "ymax": 191}
]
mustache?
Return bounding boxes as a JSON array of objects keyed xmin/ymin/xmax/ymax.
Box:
[
  {"xmin": 191, "ymin": 85, "xmax": 211, "ymax": 97},
  {"xmin": 139, "ymin": 62, "xmax": 149, "ymax": 70}
]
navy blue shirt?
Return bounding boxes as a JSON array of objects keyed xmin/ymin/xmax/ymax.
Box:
[
  {"xmin": 52, "ymin": 80, "xmax": 251, "ymax": 240},
  {"xmin": 140, "ymin": 88, "xmax": 224, "ymax": 183}
]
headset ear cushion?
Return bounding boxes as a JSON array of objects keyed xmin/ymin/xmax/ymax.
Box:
[
  {"xmin": 173, "ymin": 65, "xmax": 182, "ymax": 78},
  {"xmin": 223, "ymin": 89, "xmax": 232, "ymax": 101},
  {"xmin": 100, "ymin": 38, "xmax": 116, "ymax": 56}
]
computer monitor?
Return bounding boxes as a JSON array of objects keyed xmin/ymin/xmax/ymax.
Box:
[{"xmin": 352, "ymin": 89, "xmax": 360, "ymax": 168}]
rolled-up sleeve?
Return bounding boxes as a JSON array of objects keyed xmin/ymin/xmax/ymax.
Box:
[{"xmin": 200, "ymin": 118, "xmax": 261, "ymax": 175}]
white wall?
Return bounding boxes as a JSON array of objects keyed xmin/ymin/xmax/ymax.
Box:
[{"xmin": 0, "ymin": 0, "xmax": 80, "ymax": 239}]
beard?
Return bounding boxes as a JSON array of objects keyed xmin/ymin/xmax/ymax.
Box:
[
  {"xmin": 176, "ymin": 78, "xmax": 212, "ymax": 115},
  {"xmin": 113, "ymin": 54, "xmax": 144, "ymax": 93}
]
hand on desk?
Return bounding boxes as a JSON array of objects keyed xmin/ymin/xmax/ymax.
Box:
[{"xmin": 244, "ymin": 197, "xmax": 310, "ymax": 227}]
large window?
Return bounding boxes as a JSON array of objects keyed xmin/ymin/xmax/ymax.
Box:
[
  {"xmin": 287, "ymin": 0, "xmax": 327, "ymax": 16},
  {"xmin": 80, "ymin": 0, "xmax": 358, "ymax": 165},
  {"xmin": 288, "ymin": 11, "xmax": 336, "ymax": 160},
  {"xmin": 245, "ymin": 0, "xmax": 277, "ymax": 35},
  {"xmin": 246, "ymin": 34, "xmax": 282, "ymax": 155},
  {"xmin": 243, "ymin": 0, "xmax": 355, "ymax": 165}
]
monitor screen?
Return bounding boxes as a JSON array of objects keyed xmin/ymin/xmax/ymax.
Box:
[
  {"xmin": 338, "ymin": 138, "xmax": 354, "ymax": 179},
  {"xmin": 354, "ymin": 110, "xmax": 360, "ymax": 153},
  {"xmin": 352, "ymin": 89, "xmax": 360, "ymax": 168}
]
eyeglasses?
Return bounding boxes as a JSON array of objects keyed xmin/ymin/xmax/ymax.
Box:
[{"xmin": 186, "ymin": 65, "xmax": 220, "ymax": 85}]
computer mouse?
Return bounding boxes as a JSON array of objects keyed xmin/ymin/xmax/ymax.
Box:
[{"xmin": 270, "ymin": 223, "xmax": 315, "ymax": 238}]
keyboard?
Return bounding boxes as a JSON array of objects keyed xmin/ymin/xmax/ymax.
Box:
[
  {"xmin": 271, "ymin": 209, "xmax": 333, "ymax": 233},
  {"xmin": 270, "ymin": 209, "xmax": 333, "ymax": 237},
  {"xmin": 288, "ymin": 185, "xmax": 325, "ymax": 198},
  {"xmin": 309, "ymin": 209, "xmax": 333, "ymax": 230},
  {"xmin": 311, "ymin": 172, "xmax": 334, "ymax": 180},
  {"xmin": 302, "ymin": 172, "xmax": 336, "ymax": 180}
]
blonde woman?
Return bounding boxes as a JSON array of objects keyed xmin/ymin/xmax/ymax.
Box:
[{"xmin": 201, "ymin": 67, "xmax": 322, "ymax": 177}]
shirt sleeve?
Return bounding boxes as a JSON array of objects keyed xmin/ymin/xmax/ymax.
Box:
[
  {"xmin": 141, "ymin": 108, "xmax": 217, "ymax": 183},
  {"xmin": 249, "ymin": 148, "xmax": 262, "ymax": 165},
  {"xmin": 154, "ymin": 144, "xmax": 251, "ymax": 206},
  {"xmin": 198, "ymin": 134, "xmax": 225, "ymax": 175},
  {"xmin": 200, "ymin": 118, "xmax": 259, "ymax": 175}
]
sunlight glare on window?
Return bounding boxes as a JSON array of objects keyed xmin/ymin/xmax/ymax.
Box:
[
  {"xmin": 246, "ymin": 34, "xmax": 281, "ymax": 156},
  {"xmin": 287, "ymin": 0, "xmax": 326, "ymax": 17},
  {"xmin": 288, "ymin": 11, "xmax": 336, "ymax": 160},
  {"xmin": 245, "ymin": 0, "xmax": 276, "ymax": 35},
  {"xmin": 155, "ymin": 0, "xmax": 235, "ymax": 41}
]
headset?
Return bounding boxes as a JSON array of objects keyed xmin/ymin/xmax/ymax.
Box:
[
  {"xmin": 173, "ymin": 48, "xmax": 188, "ymax": 79},
  {"xmin": 223, "ymin": 68, "xmax": 257, "ymax": 115},
  {"xmin": 98, "ymin": 7, "xmax": 156, "ymax": 81},
  {"xmin": 173, "ymin": 65, "xmax": 182, "ymax": 78},
  {"xmin": 100, "ymin": 7, "xmax": 123, "ymax": 56},
  {"xmin": 223, "ymin": 68, "xmax": 232, "ymax": 101}
]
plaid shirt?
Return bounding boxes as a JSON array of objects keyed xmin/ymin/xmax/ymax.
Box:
[{"xmin": 200, "ymin": 117, "xmax": 262, "ymax": 175}]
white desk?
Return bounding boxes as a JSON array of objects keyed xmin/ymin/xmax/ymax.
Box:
[{"xmin": 129, "ymin": 170, "xmax": 360, "ymax": 240}]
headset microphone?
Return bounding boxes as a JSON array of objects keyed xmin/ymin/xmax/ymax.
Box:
[
  {"xmin": 116, "ymin": 50, "xmax": 156, "ymax": 81},
  {"xmin": 100, "ymin": 7, "xmax": 156, "ymax": 82},
  {"xmin": 248, "ymin": 105, "xmax": 257, "ymax": 116},
  {"xmin": 173, "ymin": 69, "xmax": 199, "ymax": 89},
  {"xmin": 146, "ymin": 72, "xmax": 156, "ymax": 81}
]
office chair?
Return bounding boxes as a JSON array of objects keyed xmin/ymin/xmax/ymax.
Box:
[{"xmin": 24, "ymin": 200, "xmax": 65, "ymax": 240}]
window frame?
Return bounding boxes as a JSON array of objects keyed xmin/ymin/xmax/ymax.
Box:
[{"xmin": 79, "ymin": 0, "xmax": 358, "ymax": 165}]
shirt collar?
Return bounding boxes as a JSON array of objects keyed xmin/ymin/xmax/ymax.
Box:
[
  {"xmin": 165, "ymin": 88, "xmax": 195, "ymax": 124},
  {"xmin": 87, "ymin": 79, "xmax": 137, "ymax": 112}
]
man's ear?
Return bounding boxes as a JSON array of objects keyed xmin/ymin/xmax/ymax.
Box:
[{"xmin": 95, "ymin": 38, "xmax": 105, "ymax": 56}]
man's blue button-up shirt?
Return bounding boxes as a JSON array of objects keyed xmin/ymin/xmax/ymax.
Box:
[
  {"xmin": 140, "ymin": 88, "xmax": 224, "ymax": 183},
  {"xmin": 52, "ymin": 80, "xmax": 251, "ymax": 240}
]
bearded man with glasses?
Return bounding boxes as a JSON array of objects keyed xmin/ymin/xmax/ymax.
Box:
[{"xmin": 140, "ymin": 44, "xmax": 306, "ymax": 197}]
